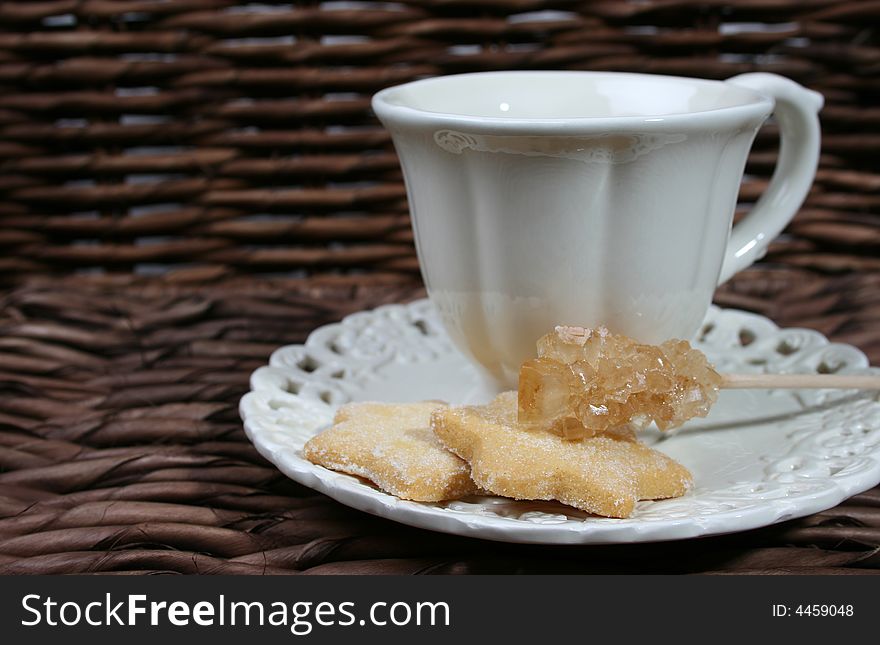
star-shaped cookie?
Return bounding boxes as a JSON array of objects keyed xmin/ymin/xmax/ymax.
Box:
[
  {"xmin": 303, "ymin": 401, "xmax": 477, "ymax": 502},
  {"xmin": 431, "ymin": 392, "xmax": 692, "ymax": 518}
]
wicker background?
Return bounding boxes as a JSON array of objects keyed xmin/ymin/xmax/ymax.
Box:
[
  {"xmin": 0, "ymin": 0, "xmax": 878, "ymax": 284},
  {"xmin": 0, "ymin": 1, "xmax": 878, "ymax": 574}
]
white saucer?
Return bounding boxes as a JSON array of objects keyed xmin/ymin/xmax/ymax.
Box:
[{"xmin": 240, "ymin": 299, "xmax": 880, "ymax": 544}]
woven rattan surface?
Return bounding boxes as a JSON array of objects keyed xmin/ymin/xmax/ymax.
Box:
[
  {"xmin": 0, "ymin": 270, "xmax": 877, "ymax": 575},
  {"xmin": 0, "ymin": 1, "xmax": 878, "ymax": 282},
  {"xmin": 0, "ymin": 1, "xmax": 878, "ymax": 573}
]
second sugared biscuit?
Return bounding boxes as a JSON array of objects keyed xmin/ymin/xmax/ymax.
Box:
[{"xmin": 303, "ymin": 401, "xmax": 477, "ymax": 502}]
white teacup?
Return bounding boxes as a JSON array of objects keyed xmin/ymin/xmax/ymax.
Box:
[{"xmin": 373, "ymin": 71, "xmax": 822, "ymax": 388}]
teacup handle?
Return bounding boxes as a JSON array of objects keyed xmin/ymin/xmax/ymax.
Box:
[{"xmin": 718, "ymin": 73, "xmax": 823, "ymax": 284}]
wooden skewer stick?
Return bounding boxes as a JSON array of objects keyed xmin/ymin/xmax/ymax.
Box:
[{"xmin": 721, "ymin": 373, "xmax": 880, "ymax": 390}]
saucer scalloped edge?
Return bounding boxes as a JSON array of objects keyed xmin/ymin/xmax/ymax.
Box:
[{"xmin": 240, "ymin": 299, "xmax": 880, "ymax": 544}]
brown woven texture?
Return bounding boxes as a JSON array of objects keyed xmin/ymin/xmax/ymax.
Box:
[
  {"xmin": 0, "ymin": 1, "xmax": 878, "ymax": 574},
  {"xmin": 0, "ymin": 0, "xmax": 878, "ymax": 281},
  {"xmin": 0, "ymin": 271, "xmax": 877, "ymax": 575}
]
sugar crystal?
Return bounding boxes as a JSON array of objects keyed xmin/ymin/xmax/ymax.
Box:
[{"xmin": 518, "ymin": 326, "xmax": 721, "ymax": 438}]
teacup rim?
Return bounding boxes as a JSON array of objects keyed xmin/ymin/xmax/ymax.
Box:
[{"xmin": 372, "ymin": 70, "xmax": 774, "ymax": 133}]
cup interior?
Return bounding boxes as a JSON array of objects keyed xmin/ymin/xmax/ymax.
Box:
[{"xmin": 377, "ymin": 71, "xmax": 766, "ymax": 120}]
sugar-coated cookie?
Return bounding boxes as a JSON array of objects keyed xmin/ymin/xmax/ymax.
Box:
[
  {"xmin": 431, "ymin": 392, "xmax": 692, "ymax": 518},
  {"xmin": 303, "ymin": 401, "xmax": 477, "ymax": 502}
]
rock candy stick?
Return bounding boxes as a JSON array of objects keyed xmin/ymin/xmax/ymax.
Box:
[
  {"xmin": 518, "ymin": 326, "xmax": 721, "ymax": 439},
  {"xmin": 519, "ymin": 326, "xmax": 880, "ymax": 440},
  {"xmin": 720, "ymin": 373, "xmax": 880, "ymax": 390}
]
